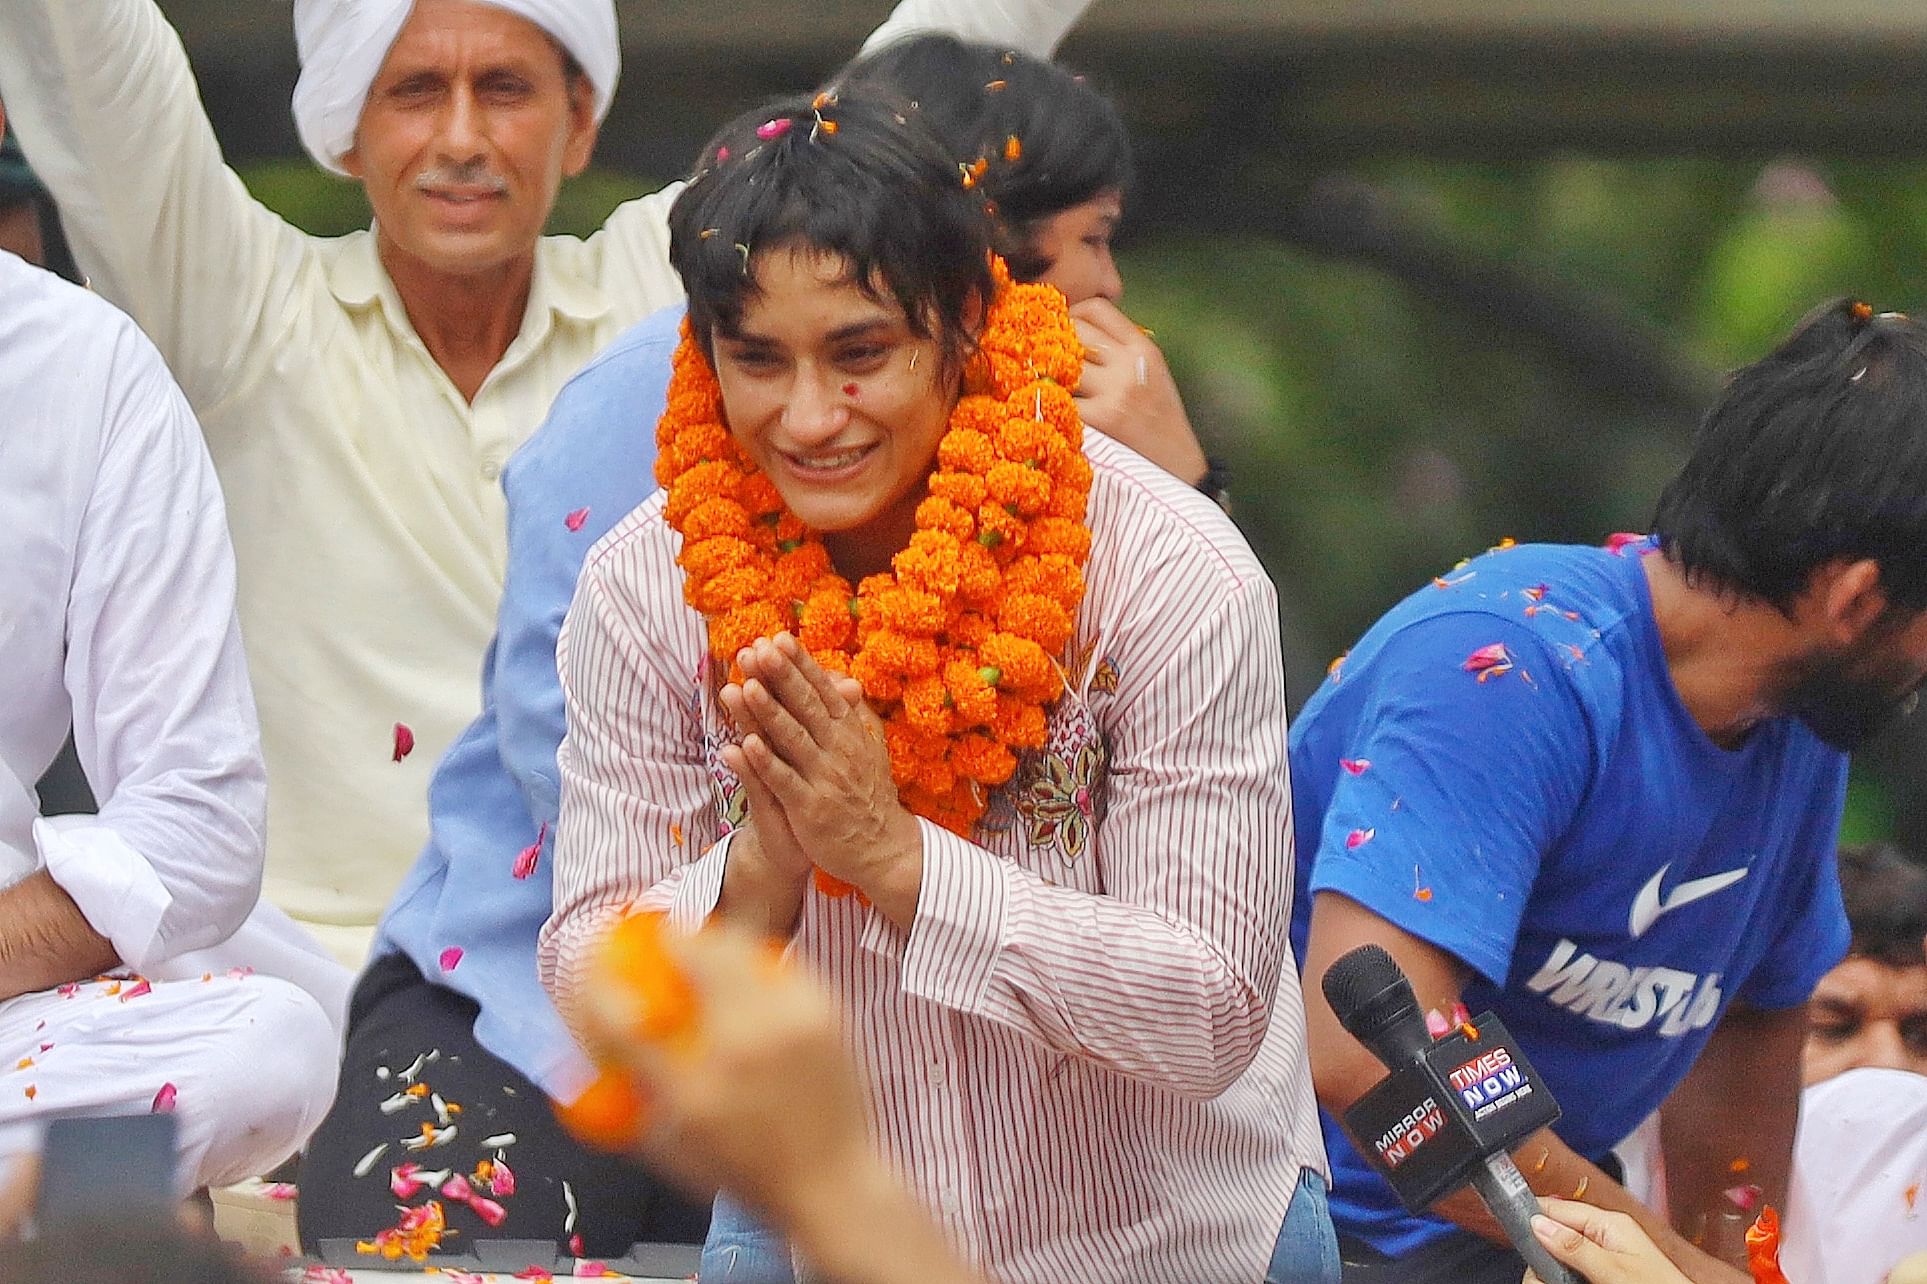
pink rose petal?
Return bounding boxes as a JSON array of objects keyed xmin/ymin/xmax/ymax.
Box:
[
  {"xmin": 755, "ymin": 118, "xmax": 792, "ymax": 140},
  {"xmin": 490, "ymin": 1156, "xmax": 517, "ymax": 1197},
  {"xmin": 440, "ymin": 1173, "xmax": 474, "ymax": 1201},
  {"xmin": 392, "ymin": 722, "xmax": 416, "ymax": 762},
  {"xmin": 119, "ymin": 978, "xmax": 152, "ymax": 1002},
  {"xmin": 1604, "ymin": 531, "xmax": 1646, "ymax": 556},
  {"xmin": 439, "ymin": 947, "xmax": 463, "ymax": 973},
  {"xmin": 565, "ymin": 507, "xmax": 590, "ymax": 532},
  {"xmin": 569, "ymin": 1234, "xmax": 585, "ymax": 1258},
  {"xmin": 512, "ymin": 823, "xmax": 547, "ymax": 881},
  {"xmin": 468, "ymin": 1193, "xmax": 508, "ymax": 1227},
  {"xmin": 150, "ymin": 1082, "xmax": 177, "ymax": 1113},
  {"xmin": 1340, "ymin": 758, "xmax": 1370, "ymax": 776},
  {"xmin": 264, "ymin": 1182, "xmax": 298, "ymax": 1201},
  {"xmin": 1345, "ymin": 827, "xmax": 1376, "ymax": 850}
]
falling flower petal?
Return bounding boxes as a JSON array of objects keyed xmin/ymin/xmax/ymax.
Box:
[
  {"xmin": 23, "ymin": 1085, "xmax": 35, "ymax": 1100},
  {"xmin": 1523, "ymin": 584, "xmax": 1548, "ymax": 602},
  {"xmin": 1339, "ymin": 758, "xmax": 1370, "ymax": 776},
  {"xmin": 379, "ymin": 1090, "xmax": 414, "ymax": 1115},
  {"xmin": 119, "ymin": 978, "xmax": 153, "ymax": 1001},
  {"xmin": 754, "ymin": 118, "xmax": 792, "ymax": 140},
  {"xmin": 226, "ymin": 966, "xmax": 255, "ymax": 980},
  {"xmin": 1605, "ymin": 532, "xmax": 1646, "ymax": 556},
  {"xmin": 514, "ymin": 1269, "xmax": 554, "ymax": 1282},
  {"xmin": 1908, "ymin": 1182, "xmax": 1920, "ymax": 1213},
  {"xmin": 564, "ymin": 1181, "xmax": 579, "ymax": 1234},
  {"xmin": 102, "ymin": 981, "xmax": 121, "ymax": 996},
  {"xmin": 14, "ymin": 1058, "xmax": 31, "ymax": 1071},
  {"xmin": 37, "ymin": 1043, "xmax": 51, "ymax": 1053},
  {"xmin": 513, "ymin": 825, "xmax": 546, "ymax": 880},
  {"xmin": 1725, "ymin": 1183, "xmax": 1763, "ymax": 1213},
  {"xmin": 392, "ymin": 722, "xmax": 416, "ymax": 762},
  {"xmin": 569, "ymin": 1233, "xmax": 585, "ymax": 1258},
  {"xmin": 302, "ymin": 1269, "xmax": 354, "ymax": 1284},
  {"xmin": 481, "ymin": 1132, "xmax": 518, "ymax": 1150},
  {"xmin": 1345, "ymin": 828, "xmax": 1376, "ymax": 850},
  {"xmin": 1412, "ymin": 864, "xmax": 1434, "ymax": 902},
  {"xmin": 440, "ymin": 1173, "xmax": 474, "ymax": 1201},
  {"xmin": 444, "ymin": 1274, "xmax": 488, "ymax": 1284},
  {"xmin": 151, "ymin": 1082, "xmax": 177, "ymax": 1113},
  {"xmin": 1729, "ymin": 1157, "xmax": 1751, "ymax": 1174},
  {"xmin": 1327, "ymin": 651, "xmax": 1348, "ymax": 683},
  {"xmin": 488, "ymin": 1155, "xmax": 516, "ymax": 1197},
  {"xmin": 1432, "ymin": 572, "xmax": 1476, "ymax": 590},
  {"xmin": 56, "ymin": 983, "xmax": 78, "ymax": 999},
  {"xmin": 1425, "ymin": 1009, "xmax": 1451, "ymax": 1038},
  {"xmin": 565, "ymin": 508, "xmax": 590, "ymax": 532},
  {"xmin": 264, "ymin": 1182, "xmax": 298, "ymax": 1201},
  {"xmin": 670, "ymin": 823, "xmax": 684, "ymax": 846},
  {"xmin": 352, "ymin": 1142, "xmax": 390, "ymax": 1178},
  {"xmin": 439, "ymin": 947, "xmax": 464, "ymax": 973}
]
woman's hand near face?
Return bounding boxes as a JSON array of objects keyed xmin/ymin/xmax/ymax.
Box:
[
  {"xmin": 1523, "ymin": 1198, "xmax": 1698, "ymax": 1284},
  {"xmin": 1071, "ymin": 297, "xmax": 1210, "ymax": 487},
  {"xmin": 718, "ymin": 680, "xmax": 816, "ymax": 940},
  {"xmin": 733, "ymin": 635, "xmax": 925, "ymax": 928}
]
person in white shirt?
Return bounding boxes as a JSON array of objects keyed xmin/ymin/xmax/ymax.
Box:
[
  {"xmin": 0, "ymin": 218, "xmax": 336, "ymax": 1191},
  {"xmin": 0, "ymin": 0, "xmax": 1093, "ymax": 974}
]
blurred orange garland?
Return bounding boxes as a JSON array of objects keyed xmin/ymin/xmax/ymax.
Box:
[{"xmin": 657, "ymin": 257, "xmax": 1090, "ymax": 877}]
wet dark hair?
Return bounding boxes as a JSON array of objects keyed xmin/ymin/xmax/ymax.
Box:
[
  {"xmin": 833, "ymin": 35, "xmax": 1133, "ymax": 282},
  {"xmin": 1653, "ymin": 298, "xmax": 1927, "ymax": 612},
  {"xmin": 1839, "ymin": 842, "xmax": 1927, "ymax": 969},
  {"xmin": 669, "ymin": 93, "xmax": 994, "ymax": 378}
]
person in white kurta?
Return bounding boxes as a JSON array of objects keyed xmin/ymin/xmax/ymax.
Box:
[
  {"xmin": 0, "ymin": 248, "xmax": 337, "ymax": 1191},
  {"xmin": 0, "ymin": 0, "xmax": 1091, "ymax": 973}
]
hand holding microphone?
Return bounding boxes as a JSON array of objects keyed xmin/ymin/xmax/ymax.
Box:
[
  {"xmin": 1524, "ymin": 1198, "xmax": 1694, "ymax": 1284},
  {"xmin": 1322, "ymin": 943, "xmax": 1580, "ymax": 1284}
]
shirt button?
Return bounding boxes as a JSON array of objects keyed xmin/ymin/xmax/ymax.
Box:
[
  {"xmin": 938, "ymin": 1191, "xmax": 962, "ymax": 1216},
  {"xmin": 480, "ymin": 459, "xmax": 502, "ymax": 481},
  {"xmin": 926, "ymin": 1059, "xmax": 945, "ymax": 1087}
]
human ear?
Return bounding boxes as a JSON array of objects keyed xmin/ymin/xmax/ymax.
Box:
[
  {"xmin": 561, "ymin": 90, "xmax": 599, "ymax": 179},
  {"xmin": 1817, "ymin": 558, "xmax": 1890, "ymax": 644}
]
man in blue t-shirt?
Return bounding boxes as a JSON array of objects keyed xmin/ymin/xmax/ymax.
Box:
[{"xmin": 1294, "ymin": 299, "xmax": 1927, "ymax": 1284}]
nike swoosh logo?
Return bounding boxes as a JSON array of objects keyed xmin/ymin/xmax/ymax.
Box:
[{"xmin": 1627, "ymin": 863, "xmax": 1750, "ymax": 938}]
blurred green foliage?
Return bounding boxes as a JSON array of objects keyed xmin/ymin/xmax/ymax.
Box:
[{"xmin": 237, "ymin": 152, "xmax": 1927, "ymax": 846}]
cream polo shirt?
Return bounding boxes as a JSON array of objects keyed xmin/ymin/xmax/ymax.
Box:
[{"xmin": 0, "ymin": 0, "xmax": 1091, "ymax": 965}]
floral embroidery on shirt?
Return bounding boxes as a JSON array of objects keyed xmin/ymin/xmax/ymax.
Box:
[{"xmin": 1006, "ymin": 642, "xmax": 1116, "ymax": 865}]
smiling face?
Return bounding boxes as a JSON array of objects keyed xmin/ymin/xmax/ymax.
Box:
[
  {"xmin": 712, "ymin": 246, "xmax": 962, "ymax": 576},
  {"xmin": 1804, "ymin": 955, "xmax": 1927, "ymax": 1085},
  {"xmin": 341, "ymin": 0, "xmax": 596, "ymax": 279},
  {"xmin": 1023, "ymin": 189, "xmax": 1124, "ymax": 304}
]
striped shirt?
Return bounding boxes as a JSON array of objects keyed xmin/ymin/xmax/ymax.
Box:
[{"xmin": 541, "ymin": 432, "xmax": 1327, "ymax": 1283}]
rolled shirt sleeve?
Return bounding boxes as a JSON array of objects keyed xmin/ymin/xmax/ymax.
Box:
[{"xmin": 37, "ymin": 319, "xmax": 266, "ymax": 971}]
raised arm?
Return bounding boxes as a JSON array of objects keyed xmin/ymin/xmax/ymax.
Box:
[
  {"xmin": 23, "ymin": 315, "xmax": 266, "ymax": 987},
  {"xmin": 861, "ymin": 0, "xmax": 1097, "ymax": 57},
  {"xmin": 591, "ymin": 0, "xmax": 1096, "ymax": 276},
  {"xmin": 0, "ymin": 0, "xmax": 305, "ymax": 408}
]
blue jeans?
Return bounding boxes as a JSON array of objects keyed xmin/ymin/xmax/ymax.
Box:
[
  {"xmin": 699, "ymin": 1195, "xmax": 793, "ymax": 1283},
  {"xmin": 701, "ymin": 1168, "xmax": 1340, "ymax": 1283},
  {"xmin": 1267, "ymin": 1168, "xmax": 1341, "ymax": 1284}
]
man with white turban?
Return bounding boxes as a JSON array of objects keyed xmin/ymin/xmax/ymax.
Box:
[{"xmin": 0, "ymin": 0, "xmax": 1094, "ymax": 993}]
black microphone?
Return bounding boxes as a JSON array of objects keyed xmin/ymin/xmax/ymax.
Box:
[{"xmin": 1323, "ymin": 945, "xmax": 1577, "ymax": 1284}]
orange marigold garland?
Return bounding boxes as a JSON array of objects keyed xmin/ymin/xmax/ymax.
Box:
[{"xmin": 657, "ymin": 258, "xmax": 1090, "ymax": 883}]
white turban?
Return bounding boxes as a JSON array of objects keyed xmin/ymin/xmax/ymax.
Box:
[{"xmin": 291, "ymin": 0, "xmax": 620, "ymax": 176}]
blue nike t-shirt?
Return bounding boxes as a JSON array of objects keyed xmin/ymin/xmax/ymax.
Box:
[{"xmin": 1289, "ymin": 538, "xmax": 1851, "ymax": 1258}]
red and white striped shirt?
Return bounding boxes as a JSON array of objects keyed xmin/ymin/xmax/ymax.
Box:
[{"xmin": 541, "ymin": 432, "xmax": 1327, "ymax": 1283}]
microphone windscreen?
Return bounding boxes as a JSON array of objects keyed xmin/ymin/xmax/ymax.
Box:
[{"xmin": 1322, "ymin": 942, "xmax": 1406, "ymax": 1022}]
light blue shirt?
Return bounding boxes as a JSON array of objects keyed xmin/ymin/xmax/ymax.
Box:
[{"xmin": 374, "ymin": 304, "xmax": 686, "ymax": 1095}]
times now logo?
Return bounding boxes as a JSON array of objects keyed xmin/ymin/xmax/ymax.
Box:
[
  {"xmin": 1450, "ymin": 1047, "xmax": 1533, "ymax": 1120},
  {"xmin": 1374, "ymin": 1098, "xmax": 1446, "ymax": 1169}
]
